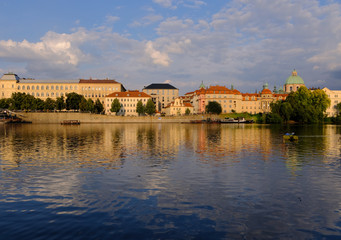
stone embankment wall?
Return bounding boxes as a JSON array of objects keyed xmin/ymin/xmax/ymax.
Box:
[{"xmin": 19, "ymin": 112, "xmax": 211, "ymax": 124}]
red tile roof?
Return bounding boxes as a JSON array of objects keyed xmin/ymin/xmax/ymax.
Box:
[
  {"xmin": 106, "ymin": 91, "xmax": 151, "ymax": 98},
  {"xmin": 79, "ymin": 79, "xmax": 119, "ymax": 84}
]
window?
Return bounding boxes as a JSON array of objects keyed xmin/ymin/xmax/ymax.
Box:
[
  {"xmin": 46, "ymin": 86, "xmax": 49, "ymax": 90},
  {"xmin": 56, "ymin": 86, "xmax": 59, "ymax": 90},
  {"xmin": 61, "ymin": 86, "xmax": 63, "ymax": 90},
  {"xmin": 23, "ymin": 86, "xmax": 25, "ymax": 90},
  {"xmin": 41, "ymin": 86, "xmax": 44, "ymax": 90},
  {"xmin": 65, "ymin": 86, "xmax": 68, "ymax": 90},
  {"xmin": 32, "ymin": 86, "xmax": 35, "ymax": 90}
]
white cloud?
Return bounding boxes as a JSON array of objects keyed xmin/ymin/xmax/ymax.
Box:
[
  {"xmin": 153, "ymin": 0, "xmax": 176, "ymax": 9},
  {"xmin": 145, "ymin": 41, "xmax": 171, "ymax": 67},
  {"xmin": 130, "ymin": 14, "xmax": 163, "ymax": 27},
  {"xmin": 106, "ymin": 15, "xmax": 120, "ymax": 23}
]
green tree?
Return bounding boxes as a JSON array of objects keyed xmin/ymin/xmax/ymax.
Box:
[
  {"xmin": 33, "ymin": 98, "xmax": 45, "ymax": 111},
  {"xmin": 110, "ymin": 98, "xmax": 121, "ymax": 115},
  {"xmin": 44, "ymin": 98, "xmax": 56, "ymax": 111},
  {"xmin": 94, "ymin": 99, "xmax": 104, "ymax": 114},
  {"xmin": 10, "ymin": 92, "xmax": 26, "ymax": 110},
  {"xmin": 0, "ymin": 98, "xmax": 10, "ymax": 109},
  {"xmin": 136, "ymin": 100, "xmax": 145, "ymax": 116},
  {"xmin": 79, "ymin": 97, "xmax": 88, "ymax": 112},
  {"xmin": 336, "ymin": 102, "xmax": 341, "ymax": 116},
  {"xmin": 145, "ymin": 99, "xmax": 156, "ymax": 115},
  {"xmin": 66, "ymin": 92, "xmax": 83, "ymax": 110},
  {"xmin": 280, "ymin": 102, "xmax": 293, "ymax": 122},
  {"xmin": 205, "ymin": 101, "xmax": 222, "ymax": 115},
  {"xmin": 56, "ymin": 96, "xmax": 66, "ymax": 111},
  {"xmin": 86, "ymin": 98, "xmax": 95, "ymax": 113},
  {"xmin": 21, "ymin": 94, "xmax": 35, "ymax": 111},
  {"xmin": 185, "ymin": 108, "xmax": 191, "ymax": 115}
]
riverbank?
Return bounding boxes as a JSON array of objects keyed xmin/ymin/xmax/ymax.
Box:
[{"xmin": 19, "ymin": 112, "xmax": 216, "ymax": 124}]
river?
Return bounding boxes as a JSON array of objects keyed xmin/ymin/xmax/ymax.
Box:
[{"xmin": 0, "ymin": 123, "xmax": 341, "ymax": 239}]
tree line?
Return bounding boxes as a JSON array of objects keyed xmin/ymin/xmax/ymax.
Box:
[
  {"xmin": 267, "ymin": 86, "xmax": 331, "ymax": 123},
  {"xmin": 0, "ymin": 92, "xmax": 104, "ymax": 113}
]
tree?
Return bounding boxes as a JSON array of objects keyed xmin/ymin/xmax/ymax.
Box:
[
  {"xmin": 185, "ymin": 108, "xmax": 191, "ymax": 115},
  {"xmin": 270, "ymin": 86, "xmax": 331, "ymax": 123},
  {"xmin": 110, "ymin": 98, "xmax": 121, "ymax": 115},
  {"xmin": 66, "ymin": 92, "xmax": 83, "ymax": 110},
  {"xmin": 86, "ymin": 99, "xmax": 95, "ymax": 113},
  {"xmin": 145, "ymin": 99, "xmax": 156, "ymax": 115},
  {"xmin": 33, "ymin": 98, "xmax": 45, "ymax": 111},
  {"xmin": 205, "ymin": 101, "xmax": 222, "ymax": 115},
  {"xmin": 0, "ymin": 98, "xmax": 10, "ymax": 109},
  {"xmin": 10, "ymin": 92, "xmax": 26, "ymax": 110},
  {"xmin": 336, "ymin": 102, "xmax": 341, "ymax": 116},
  {"xmin": 44, "ymin": 98, "xmax": 56, "ymax": 111},
  {"xmin": 94, "ymin": 99, "xmax": 104, "ymax": 114},
  {"xmin": 56, "ymin": 96, "xmax": 66, "ymax": 111},
  {"xmin": 136, "ymin": 100, "xmax": 145, "ymax": 116},
  {"xmin": 79, "ymin": 97, "xmax": 88, "ymax": 112},
  {"xmin": 21, "ymin": 94, "xmax": 35, "ymax": 111}
]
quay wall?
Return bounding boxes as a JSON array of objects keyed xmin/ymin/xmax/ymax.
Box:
[{"xmin": 19, "ymin": 112, "xmax": 214, "ymax": 124}]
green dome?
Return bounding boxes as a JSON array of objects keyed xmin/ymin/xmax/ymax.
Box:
[{"xmin": 285, "ymin": 70, "xmax": 304, "ymax": 85}]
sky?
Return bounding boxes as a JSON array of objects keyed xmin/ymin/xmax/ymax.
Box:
[{"xmin": 0, "ymin": 0, "xmax": 341, "ymax": 94}]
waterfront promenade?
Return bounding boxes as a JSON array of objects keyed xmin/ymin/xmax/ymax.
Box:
[{"xmin": 20, "ymin": 112, "xmax": 208, "ymax": 124}]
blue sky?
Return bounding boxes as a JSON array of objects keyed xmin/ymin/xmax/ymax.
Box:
[{"xmin": 1, "ymin": 0, "xmax": 341, "ymax": 94}]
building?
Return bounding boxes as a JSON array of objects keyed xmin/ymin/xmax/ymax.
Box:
[
  {"xmin": 164, "ymin": 97, "xmax": 193, "ymax": 115},
  {"xmin": 322, "ymin": 87, "xmax": 341, "ymax": 116},
  {"xmin": 142, "ymin": 83, "xmax": 179, "ymax": 112},
  {"xmin": 105, "ymin": 91, "xmax": 151, "ymax": 116},
  {"xmin": 0, "ymin": 73, "xmax": 125, "ymax": 104},
  {"xmin": 283, "ymin": 69, "xmax": 305, "ymax": 93}
]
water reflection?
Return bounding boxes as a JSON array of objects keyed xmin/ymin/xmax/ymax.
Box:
[{"xmin": 0, "ymin": 123, "xmax": 341, "ymax": 239}]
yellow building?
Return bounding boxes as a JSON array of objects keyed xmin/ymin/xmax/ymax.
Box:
[
  {"xmin": 164, "ymin": 97, "xmax": 193, "ymax": 115},
  {"xmin": 322, "ymin": 87, "xmax": 341, "ymax": 116},
  {"xmin": 105, "ymin": 91, "xmax": 151, "ymax": 116},
  {"xmin": 0, "ymin": 73, "xmax": 125, "ymax": 104},
  {"xmin": 142, "ymin": 83, "xmax": 179, "ymax": 112}
]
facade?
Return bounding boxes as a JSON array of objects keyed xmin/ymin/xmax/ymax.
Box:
[
  {"xmin": 284, "ymin": 70, "xmax": 305, "ymax": 93},
  {"xmin": 105, "ymin": 91, "xmax": 151, "ymax": 116},
  {"xmin": 0, "ymin": 73, "xmax": 125, "ymax": 104},
  {"xmin": 322, "ymin": 87, "xmax": 341, "ymax": 116},
  {"xmin": 189, "ymin": 83, "xmax": 288, "ymax": 114},
  {"xmin": 164, "ymin": 97, "xmax": 193, "ymax": 115},
  {"xmin": 142, "ymin": 83, "xmax": 179, "ymax": 112}
]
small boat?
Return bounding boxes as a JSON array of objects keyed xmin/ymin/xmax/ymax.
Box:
[
  {"xmin": 283, "ymin": 132, "xmax": 298, "ymax": 141},
  {"xmin": 220, "ymin": 117, "xmax": 254, "ymax": 124},
  {"xmin": 61, "ymin": 120, "xmax": 81, "ymax": 125}
]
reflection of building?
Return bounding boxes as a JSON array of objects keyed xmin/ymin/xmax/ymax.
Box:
[
  {"xmin": 105, "ymin": 91, "xmax": 151, "ymax": 116},
  {"xmin": 142, "ymin": 83, "xmax": 179, "ymax": 112},
  {"xmin": 164, "ymin": 97, "xmax": 193, "ymax": 115},
  {"xmin": 0, "ymin": 73, "xmax": 126, "ymax": 104},
  {"xmin": 322, "ymin": 87, "xmax": 341, "ymax": 116}
]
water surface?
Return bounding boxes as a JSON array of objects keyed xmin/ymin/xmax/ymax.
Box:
[{"xmin": 0, "ymin": 123, "xmax": 341, "ymax": 239}]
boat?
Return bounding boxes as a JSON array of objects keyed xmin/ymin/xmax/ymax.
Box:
[
  {"xmin": 220, "ymin": 117, "xmax": 254, "ymax": 124},
  {"xmin": 61, "ymin": 120, "xmax": 81, "ymax": 125},
  {"xmin": 283, "ymin": 133, "xmax": 298, "ymax": 141}
]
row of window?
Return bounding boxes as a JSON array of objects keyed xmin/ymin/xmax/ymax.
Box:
[
  {"xmin": 145, "ymin": 89, "xmax": 176, "ymax": 95},
  {"xmin": 107, "ymin": 98, "xmax": 148, "ymax": 102},
  {"xmin": 18, "ymin": 85, "xmax": 77, "ymax": 91},
  {"xmin": 82, "ymin": 87, "xmax": 119, "ymax": 91}
]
